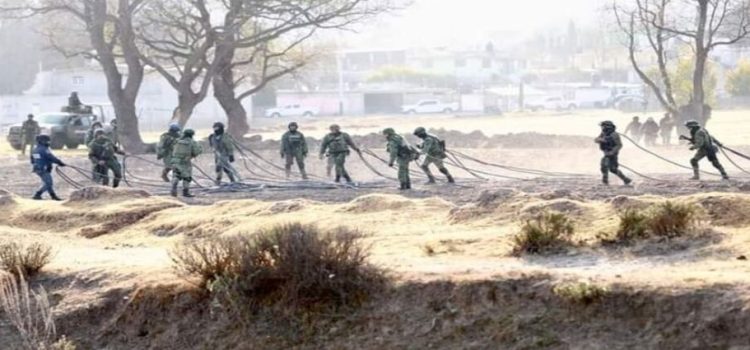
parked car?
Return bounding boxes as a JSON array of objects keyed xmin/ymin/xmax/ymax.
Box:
[
  {"xmin": 265, "ymin": 104, "xmax": 319, "ymax": 118},
  {"xmin": 612, "ymin": 95, "xmax": 648, "ymax": 112},
  {"xmin": 401, "ymin": 100, "xmax": 459, "ymax": 114},
  {"xmin": 6, "ymin": 112, "xmax": 97, "ymax": 150},
  {"xmin": 525, "ymin": 96, "xmax": 578, "ymax": 111}
]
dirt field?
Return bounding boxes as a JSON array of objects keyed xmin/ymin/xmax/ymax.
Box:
[{"xmin": 2, "ymin": 109, "xmax": 750, "ymax": 349}]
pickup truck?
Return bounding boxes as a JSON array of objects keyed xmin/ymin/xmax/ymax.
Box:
[
  {"xmin": 401, "ymin": 100, "xmax": 459, "ymax": 114},
  {"xmin": 6, "ymin": 112, "xmax": 97, "ymax": 150},
  {"xmin": 265, "ymin": 104, "xmax": 320, "ymax": 118}
]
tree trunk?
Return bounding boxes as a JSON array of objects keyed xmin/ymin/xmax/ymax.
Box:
[
  {"xmin": 172, "ymin": 94, "xmax": 200, "ymax": 127},
  {"xmin": 213, "ymin": 36, "xmax": 250, "ymax": 139},
  {"xmin": 693, "ymin": 0, "xmax": 709, "ymax": 125}
]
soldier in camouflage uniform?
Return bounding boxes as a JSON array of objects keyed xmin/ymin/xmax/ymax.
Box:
[
  {"xmin": 280, "ymin": 122, "xmax": 309, "ymax": 179},
  {"xmin": 594, "ymin": 121, "xmax": 632, "ymax": 186},
  {"xmin": 680, "ymin": 120, "xmax": 729, "ymax": 180},
  {"xmin": 157, "ymin": 124, "xmax": 181, "ymax": 182},
  {"xmin": 383, "ymin": 128, "xmax": 416, "ymax": 190},
  {"xmin": 171, "ymin": 129, "xmax": 202, "ymax": 197},
  {"xmin": 208, "ymin": 122, "xmax": 237, "ymax": 185},
  {"xmin": 85, "ymin": 121, "xmax": 103, "ymax": 146},
  {"xmin": 319, "ymin": 124, "xmax": 360, "ymax": 184},
  {"xmin": 413, "ymin": 127, "xmax": 455, "ymax": 184},
  {"xmin": 20, "ymin": 114, "xmax": 40, "ymax": 155},
  {"xmin": 88, "ymin": 129, "xmax": 125, "ymax": 188}
]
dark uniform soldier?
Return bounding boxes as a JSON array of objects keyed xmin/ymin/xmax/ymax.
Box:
[
  {"xmin": 594, "ymin": 121, "xmax": 632, "ymax": 186},
  {"xmin": 319, "ymin": 124, "xmax": 361, "ymax": 184},
  {"xmin": 659, "ymin": 113, "xmax": 675, "ymax": 146},
  {"xmin": 68, "ymin": 92, "xmax": 82, "ymax": 110},
  {"xmin": 31, "ymin": 135, "xmax": 66, "ymax": 201},
  {"xmin": 157, "ymin": 124, "xmax": 181, "ymax": 182},
  {"xmin": 208, "ymin": 122, "xmax": 237, "ymax": 185},
  {"xmin": 624, "ymin": 116, "xmax": 643, "ymax": 143},
  {"xmin": 280, "ymin": 122, "xmax": 309, "ymax": 179},
  {"xmin": 88, "ymin": 129, "xmax": 124, "ymax": 188},
  {"xmin": 383, "ymin": 128, "xmax": 415, "ymax": 190},
  {"xmin": 171, "ymin": 129, "xmax": 202, "ymax": 197},
  {"xmin": 642, "ymin": 117, "xmax": 660, "ymax": 147},
  {"xmin": 20, "ymin": 114, "xmax": 41, "ymax": 155},
  {"xmin": 680, "ymin": 120, "xmax": 729, "ymax": 180},
  {"xmin": 414, "ymin": 127, "xmax": 454, "ymax": 184}
]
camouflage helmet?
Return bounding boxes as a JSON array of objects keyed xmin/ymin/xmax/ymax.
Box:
[
  {"xmin": 413, "ymin": 127, "xmax": 427, "ymax": 136},
  {"xmin": 685, "ymin": 120, "xmax": 701, "ymax": 128},
  {"xmin": 94, "ymin": 128, "xmax": 106, "ymax": 136},
  {"xmin": 213, "ymin": 122, "xmax": 225, "ymax": 130},
  {"xmin": 329, "ymin": 124, "xmax": 340, "ymax": 131},
  {"xmin": 168, "ymin": 123, "xmax": 181, "ymax": 133},
  {"xmin": 382, "ymin": 127, "xmax": 395, "ymax": 135},
  {"xmin": 183, "ymin": 129, "xmax": 195, "ymax": 138},
  {"xmin": 600, "ymin": 120, "xmax": 615, "ymax": 128},
  {"xmin": 288, "ymin": 122, "xmax": 298, "ymax": 129}
]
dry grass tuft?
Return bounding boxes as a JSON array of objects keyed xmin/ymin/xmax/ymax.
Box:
[
  {"xmin": 171, "ymin": 223, "xmax": 387, "ymax": 312},
  {"xmin": 615, "ymin": 209, "xmax": 650, "ymax": 242},
  {"xmin": 512, "ymin": 212, "xmax": 575, "ymax": 255},
  {"xmin": 553, "ymin": 281, "xmax": 609, "ymax": 305},
  {"xmin": 613, "ymin": 202, "xmax": 700, "ymax": 242},
  {"xmin": 0, "ymin": 272, "xmax": 58, "ymax": 349},
  {"xmin": 0, "ymin": 242, "xmax": 54, "ymax": 278}
]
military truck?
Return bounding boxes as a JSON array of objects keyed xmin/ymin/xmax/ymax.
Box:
[{"xmin": 7, "ymin": 110, "xmax": 104, "ymax": 150}]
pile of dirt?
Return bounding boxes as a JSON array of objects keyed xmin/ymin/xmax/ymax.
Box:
[
  {"xmin": 0, "ymin": 188, "xmax": 16, "ymax": 206},
  {"xmin": 339, "ymin": 194, "xmax": 418, "ymax": 213},
  {"xmin": 77, "ymin": 199, "xmax": 183, "ymax": 238},
  {"xmin": 448, "ymin": 189, "xmax": 523, "ymax": 224},
  {"xmin": 256, "ymin": 199, "xmax": 316, "ymax": 215},
  {"xmin": 67, "ymin": 187, "xmax": 151, "ymax": 203},
  {"xmin": 519, "ymin": 198, "xmax": 591, "ymax": 220}
]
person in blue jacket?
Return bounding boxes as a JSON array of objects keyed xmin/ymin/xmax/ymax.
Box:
[{"xmin": 31, "ymin": 134, "xmax": 66, "ymax": 200}]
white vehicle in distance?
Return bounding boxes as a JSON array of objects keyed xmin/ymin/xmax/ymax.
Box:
[
  {"xmin": 265, "ymin": 104, "xmax": 320, "ymax": 118},
  {"xmin": 401, "ymin": 100, "xmax": 460, "ymax": 115},
  {"xmin": 525, "ymin": 96, "xmax": 578, "ymax": 111}
]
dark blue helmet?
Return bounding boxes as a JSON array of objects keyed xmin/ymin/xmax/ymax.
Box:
[
  {"xmin": 169, "ymin": 123, "xmax": 181, "ymax": 133},
  {"xmin": 36, "ymin": 134, "xmax": 51, "ymax": 144}
]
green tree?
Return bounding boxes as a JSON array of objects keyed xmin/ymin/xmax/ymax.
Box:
[
  {"xmin": 672, "ymin": 57, "xmax": 717, "ymax": 106},
  {"xmin": 726, "ymin": 60, "xmax": 750, "ymax": 97}
]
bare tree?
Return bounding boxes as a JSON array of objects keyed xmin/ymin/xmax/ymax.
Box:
[
  {"xmin": 135, "ymin": 0, "xmax": 216, "ymax": 126},
  {"xmin": 1, "ymin": 0, "xmax": 150, "ymax": 152},
  {"xmin": 212, "ymin": 0, "xmax": 398, "ymax": 138},
  {"xmin": 613, "ymin": 0, "xmax": 750, "ymax": 124}
]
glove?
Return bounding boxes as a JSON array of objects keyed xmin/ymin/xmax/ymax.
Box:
[{"xmin": 229, "ymin": 155, "xmax": 235, "ymax": 163}]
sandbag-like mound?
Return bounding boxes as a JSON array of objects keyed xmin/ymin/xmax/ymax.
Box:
[{"xmin": 67, "ymin": 187, "xmax": 151, "ymax": 203}]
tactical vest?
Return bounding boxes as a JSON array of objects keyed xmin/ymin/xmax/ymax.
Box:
[
  {"xmin": 693, "ymin": 129, "xmax": 716, "ymax": 151},
  {"xmin": 173, "ymin": 139, "xmax": 194, "ymax": 160},
  {"xmin": 159, "ymin": 133, "xmax": 178, "ymax": 157},
  {"xmin": 211, "ymin": 134, "xmax": 230, "ymax": 154},
  {"xmin": 287, "ymin": 132, "xmax": 304, "ymax": 147},
  {"xmin": 599, "ymin": 133, "xmax": 617, "ymax": 152},
  {"xmin": 328, "ymin": 133, "xmax": 349, "ymax": 153},
  {"xmin": 92, "ymin": 140, "xmax": 116, "ymax": 160}
]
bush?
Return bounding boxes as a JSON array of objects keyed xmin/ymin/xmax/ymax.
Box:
[
  {"xmin": 615, "ymin": 209, "xmax": 649, "ymax": 241},
  {"xmin": 647, "ymin": 202, "xmax": 698, "ymax": 238},
  {"xmin": 171, "ymin": 223, "xmax": 387, "ymax": 310},
  {"xmin": 0, "ymin": 272, "xmax": 57, "ymax": 350},
  {"xmin": 0, "ymin": 242, "xmax": 54, "ymax": 278},
  {"xmin": 553, "ymin": 282, "xmax": 609, "ymax": 305},
  {"xmin": 612, "ymin": 202, "xmax": 699, "ymax": 242},
  {"xmin": 512, "ymin": 212, "xmax": 574, "ymax": 255}
]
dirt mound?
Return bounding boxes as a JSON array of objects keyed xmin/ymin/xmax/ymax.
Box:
[
  {"xmin": 77, "ymin": 199, "xmax": 183, "ymax": 238},
  {"xmin": 448, "ymin": 189, "xmax": 525, "ymax": 224},
  {"xmin": 67, "ymin": 187, "xmax": 151, "ymax": 203},
  {"xmin": 339, "ymin": 194, "xmax": 415, "ymax": 213},
  {"xmin": 519, "ymin": 198, "xmax": 590, "ymax": 219},
  {"xmin": 688, "ymin": 193, "xmax": 750, "ymax": 227},
  {"xmin": 257, "ymin": 199, "xmax": 316, "ymax": 215},
  {"xmin": 0, "ymin": 188, "xmax": 16, "ymax": 206}
]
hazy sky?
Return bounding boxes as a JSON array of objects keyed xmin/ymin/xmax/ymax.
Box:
[{"xmin": 345, "ymin": 0, "xmax": 604, "ymax": 48}]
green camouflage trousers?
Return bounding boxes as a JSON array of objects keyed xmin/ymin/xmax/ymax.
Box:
[
  {"xmin": 172, "ymin": 159, "xmax": 194, "ymax": 181},
  {"xmin": 93, "ymin": 158, "xmax": 122, "ymax": 185}
]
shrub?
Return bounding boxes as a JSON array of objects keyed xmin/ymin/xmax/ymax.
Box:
[
  {"xmin": 172, "ymin": 223, "xmax": 387, "ymax": 310},
  {"xmin": 615, "ymin": 209, "xmax": 649, "ymax": 241},
  {"xmin": 512, "ymin": 212, "xmax": 574, "ymax": 255},
  {"xmin": 553, "ymin": 281, "xmax": 609, "ymax": 305},
  {"xmin": 647, "ymin": 202, "xmax": 698, "ymax": 238},
  {"xmin": 0, "ymin": 242, "xmax": 54, "ymax": 278},
  {"xmin": 612, "ymin": 202, "xmax": 700, "ymax": 243},
  {"xmin": 0, "ymin": 272, "xmax": 57, "ymax": 350}
]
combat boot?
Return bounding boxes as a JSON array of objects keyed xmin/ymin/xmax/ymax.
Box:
[
  {"xmin": 50, "ymin": 192, "xmax": 63, "ymax": 201},
  {"xmin": 227, "ymin": 172, "xmax": 237, "ymax": 184},
  {"xmin": 183, "ymin": 188, "xmax": 194, "ymax": 198},
  {"xmin": 334, "ymin": 175, "xmax": 341, "ymax": 183},
  {"xmin": 215, "ymin": 174, "xmax": 222, "ymax": 186},
  {"xmin": 446, "ymin": 175, "xmax": 455, "ymax": 184},
  {"xmin": 300, "ymin": 169, "xmax": 309, "ymax": 180},
  {"xmin": 601, "ymin": 174, "xmax": 609, "ymax": 186},
  {"xmin": 32, "ymin": 192, "xmax": 43, "ymax": 200},
  {"xmin": 617, "ymin": 172, "xmax": 632, "ymax": 186},
  {"xmin": 425, "ymin": 175, "xmax": 436, "ymax": 185},
  {"xmin": 399, "ymin": 182, "xmax": 406, "ymax": 190},
  {"xmin": 344, "ymin": 174, "xmax": 354, "ymax": 184},
  {"xmin": 406, "ymin": 180, "xmax": 412, "ymax": 190},
  {"xmin": 113, "ymin": 179, "xmax": 120, "ymax": 188},
  {"xmin": 170, "ymin": 181, "xmax": 178, "ymax": 197},
  {"xmin": 161, "ymin": 169, "xmax": 170, "ymax": 183},
  {"xmin": 691, "ymin": 168, "xmax": 700, "ymax": 180}
]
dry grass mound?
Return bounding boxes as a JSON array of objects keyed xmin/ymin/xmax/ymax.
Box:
[
  {"xmin": 76, "ymin": 200, "xmax": 184, "ymax": 238},
  {"xmin": 0, "ymin": 242, "xmax": 53, "ymax": 277},
  {"xmin": 67, "ymin": 187, "xmax": 151, "ymax": 203},
  {"xmin": 614, "ymin": 201, "xmax": 701, "ymax": 242},
  {"xmin": 511, "ymin": 212, "xmax": 575, "ymax": 256},
  {"xmin": 520, "ymin": 199, "xmax": 589, "ymax": 220},
  {"xmin": 553, "ymin": 281, "xmax": 609, "ymax": 305},
  {"xmin": 171, "ymin": 223, "xmax": 387, "ymax": 311},
  {"xmin": 339, "ymin": 194, "xmax": 414, "ymax": 213},
  {"xmin": 448, "ymin": 189, "xmax": 521, "ymax": 224},
  {"xmin": 689, "ymin": 194, "xmax": 750, "ymax": 227},
  {"xmin": 0, "ymin": 188, "xmax": 16, "ymax": 207}
]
